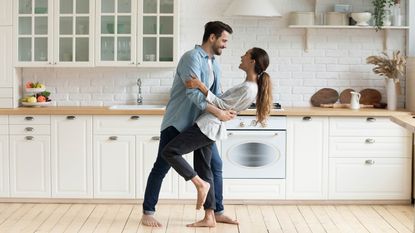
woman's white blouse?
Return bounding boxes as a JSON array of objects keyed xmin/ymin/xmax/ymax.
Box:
[{"xmin": 196, "ymin": 81, "xmax": 258, "ymax": 141}]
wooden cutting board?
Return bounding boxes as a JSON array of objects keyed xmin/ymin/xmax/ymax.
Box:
[
  {"xmin": 339, "ymin": 88, "xmax": 355, "ymax": 104},
  {"xmin": 310, "ymin": 88, "xmax": 339, "ymax": 107},
  {"xmin": 320, "ymin": 103, "xmax": 374, "ymax": 108},
  {"xmin": 359, "ymin": 89, "xmax": 382, "ymax": 105}
]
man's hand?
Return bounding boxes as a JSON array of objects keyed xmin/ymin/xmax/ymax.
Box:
[{"xmin": 217, "ymin": 109, "xmax": 236, "ymax": 121}]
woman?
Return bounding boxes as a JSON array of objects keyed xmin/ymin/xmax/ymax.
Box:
[{"xmin": 162, "ymin": 47, "xmax": 273, "ymax": 227}]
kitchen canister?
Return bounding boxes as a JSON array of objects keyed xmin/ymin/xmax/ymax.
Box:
[
  {"xmin": 290, "ymin": 12, "xmax": 315, "ymax": 25},
  {"xmin": 325, "ymin": 12, "xmax": 348, "ymax": 25}
]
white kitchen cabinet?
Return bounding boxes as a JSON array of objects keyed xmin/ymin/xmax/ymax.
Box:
[
  {"xmin": 96, "ymin": 0, "xmax": 178, "ymax": 67},
  {"xmin": 0, "ymin": 116, "xmax": 9, "ymax": 197},
  {"xmin": 15, "ymin": 0, "xmax": 94, "ymax": 66},
  {"xmin": 0, "ymin": 26, "xmax": 13, "ymax": 108},
  {"xmin": 286, "ymin": 116, "xmax": 328, "ymax": 200},
  {"xmin": 0, "ymin": 0, "xmax": 12, "ymax": 26},
  {"xmin": 94, "ymin": 135, "xmax": 135, "ymax": 198},
  {"xmin": 51, "ymin": 115, "xmax": 93, "ymax": 198},
  {"xmin": 136, "ymin": 134, "xmax": 178, "ymax": 199},
  {"xmin": 223, "ymin": 179, "xmax": 285, "ymax": 200},
  {"xmin": 329, "ymin": 157, "xmax": 411, "ymax": 200},
  {"xmin": 10, "ymin": 135, "xmax": 51, "ymax": 197},
  {"xmin": 328, "ymin": 116, "xmax": 412, "ymax": 200}
]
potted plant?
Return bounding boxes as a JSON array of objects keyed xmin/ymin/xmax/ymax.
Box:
[
  {"xmin": 366, "ymin": 50, "xmax": 406, "ymax": 110},
  {"xmin": 372, "ymin": 0, "xmax": 394, "ymax": 30}
]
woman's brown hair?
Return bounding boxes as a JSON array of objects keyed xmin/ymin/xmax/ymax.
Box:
[{"xmin": 250, "ymin": 47, "xmax": 272, "ymax": 124}]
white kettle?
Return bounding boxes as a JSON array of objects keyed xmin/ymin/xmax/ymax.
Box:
[{"xmin": 350, "ymin": 91, "xmax": 361, "ymax": 110}]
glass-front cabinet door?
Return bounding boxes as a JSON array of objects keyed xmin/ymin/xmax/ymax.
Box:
[
  {"xmin": 96, "ymin": 0, "xmax": 137, "ymax": 66},
  {"xmin": 54, "ymin": 0, "xmax": 94, "ymax": 66},
  {"xmin": 139, "ymin": 0, "xmax": 177, "ymax": 66},
  {"xmin": 16, "ymin": 0, "xmax": 53, "ymax": 66}
]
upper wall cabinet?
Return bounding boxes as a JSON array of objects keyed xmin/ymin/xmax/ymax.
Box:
[
  {"xmin": 0, "ymin": 0, "xmax": 12, "ymax": 25},
  {"xmin": 14, "ymin": 0, "xmax": 95, "ymax": 67},
  {"xmin": 96, "ymin": 0, "xmax": 178, "ymax": 67}
]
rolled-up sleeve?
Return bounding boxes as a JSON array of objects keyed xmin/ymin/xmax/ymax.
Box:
[{"xmin": 178, "ymin": 53, "xmax": 208, "ymax": 111}]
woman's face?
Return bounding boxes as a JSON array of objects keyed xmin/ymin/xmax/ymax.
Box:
[{"xmin": 239, "ymin": 49, "xmax": 254, "ymax": 72}]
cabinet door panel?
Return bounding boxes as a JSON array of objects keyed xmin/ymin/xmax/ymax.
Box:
[
  {"xmin": 10, "ymin": 135, "xmax": 51, "ymax": 197},
  {"xmin": 51, "ymin": 116, "xmax": 92, "ymax": 198},
  {"xmin": 0, "ymin": 0, "xmax": 12, "ymax": 25},
  {"xmin": 94, "ymin": 135, "xmax": 135, "ymax": 198},
  {"xmin": 0, "ymin": 27, "xmax": 13, "ymax": 87},
  {"xmin": 286, "ymin": 116, "xmax": 328, "ymax": 199},
  {"xmin": 0, "ymin": 135, "xmax": 9, "ymax": 197}
]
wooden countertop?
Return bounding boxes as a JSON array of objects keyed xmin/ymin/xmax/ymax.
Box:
[
  {"xmin": 391, "ymin": 115, "xmax": 415, "ymax": 132},
  {"xmin": 0, "ymin": 106, "xmax": 411, "ymax": 117}
]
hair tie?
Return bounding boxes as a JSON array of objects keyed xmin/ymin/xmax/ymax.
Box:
[{"xmin": 258, "ymin": 71, "xmax": 265, "ymax": 77}]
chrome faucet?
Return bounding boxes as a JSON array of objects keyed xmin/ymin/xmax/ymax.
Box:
[{"xmin": 137, "ymin": 78, "xmax": 143, "ymax": 105}]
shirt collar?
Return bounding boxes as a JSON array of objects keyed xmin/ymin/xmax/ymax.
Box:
[{"xmin": 194, "ymin": 45, "xmax": 215, "ymax": 60}]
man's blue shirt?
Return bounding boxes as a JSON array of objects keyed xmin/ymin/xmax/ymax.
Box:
[{"xmin": 161, "ymin": 45, "xmax": 221, "ymax": 132}]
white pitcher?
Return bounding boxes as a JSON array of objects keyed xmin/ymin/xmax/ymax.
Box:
[{"xmin": 350, "ymin": 91, "xmax": 361, "ymax": 110}]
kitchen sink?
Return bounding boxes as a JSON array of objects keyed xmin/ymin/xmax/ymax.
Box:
[{"xmin": 109, "ymin": 104, "xmax": 166, "ymax": 110}]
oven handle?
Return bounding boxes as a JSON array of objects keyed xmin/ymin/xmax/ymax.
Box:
[{"xmin": 227, "ymin": 131, "xmax": 282, "ymax": 136}]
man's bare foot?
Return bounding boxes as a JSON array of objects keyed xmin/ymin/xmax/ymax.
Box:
[
  {"xmin": 187, "ymin": 210, "xmax": 216, "ymax": 227},
  {"xmin": 215, "ymin": 214, "xmax": 239, "ymax": 225},
  {"xmin": 141, "ymin": 214, "xmax": 162, "ymax": 227},
  {"xmin": 196, "ymin": 181, "xmax": 210, "ymax": 210}
]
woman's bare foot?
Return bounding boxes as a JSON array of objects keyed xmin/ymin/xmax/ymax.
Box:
[
  {"xmin": 187, "ymin": 210, "xmax": 216, "ymax": 227},
  {"xmin": 196, "ymin": 181, "xmax": 210, "ymax": 210},
  {"xmin": 215, "ymin": 214, "xmax": 239, "ymax": 225},
  {"xmin": 141, "ymin": 214, "xmax": 162, "ymax": 227}
]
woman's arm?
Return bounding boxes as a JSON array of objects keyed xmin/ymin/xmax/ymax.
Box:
[{"xmin": 185, "ymin": 75, "xmax": 209, "ymax": 96}]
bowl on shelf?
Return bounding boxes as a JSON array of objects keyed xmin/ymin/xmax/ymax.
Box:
[
  {"xmin": 25, "ymin": 87, "xmax": 46, "ymax": 93},
  {"xmin": 351, "ymin": 12, "xmax": 372, "ymax": 26},
  {"xmin": 21, "ymin": 101, "xmax": 52, "ymax": 107}
]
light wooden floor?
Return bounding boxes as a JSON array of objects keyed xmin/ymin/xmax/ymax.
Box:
[{"xmin": 0, "ymin": 203, "xmax": 413, "ymax": 233}]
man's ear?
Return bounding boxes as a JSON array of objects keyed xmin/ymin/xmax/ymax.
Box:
[{"xmin": 209, "ymin": 33, "xmax": 216, "ymax": 42}]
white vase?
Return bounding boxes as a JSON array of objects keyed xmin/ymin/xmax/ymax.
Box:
[{"xmin": 386, "ymin": 78, "xmax": 397, "ymax": 110}]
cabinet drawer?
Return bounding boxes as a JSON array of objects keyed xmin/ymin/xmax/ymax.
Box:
[
  {"xmin": 328, "ymin": 158, "xmax": 411, "ymax": 200},
  {"xmin": 9, "ymin": 115, "xmax": 50, "ymax": 125},
  {"xmin": 223, "ymin": 179, "xmax": 285, "ymax": 200},
  {"xmin": 0, "ymin": 125, "xmax": 8, "ymax": 134},
  {"xmin": 94, "ymin": 116, "xmax": 162, "ymax": 134},
  {"xmin": 329, "ymin": 136, "xmax": 411, "ymax": 158},
  {"xmin": 0, "ymin": 116, "xmax": 8, "ymax": 124},
  {"xmin": 9, "ymin": 125, "xmax": 51, "ymax": 135},
  {"xmin": 330, "ymin": 117, "xmax": 409, "ymax": 136}
]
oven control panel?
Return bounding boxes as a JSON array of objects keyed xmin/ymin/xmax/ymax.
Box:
[{"xmin": 225, "ymin": 116, "xmax": 286, "ymax": 130}]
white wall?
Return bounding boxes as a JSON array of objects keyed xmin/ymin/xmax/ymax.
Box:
[{"xmin": 21, "ymin": 0, "xmax": 407, "ymax": 107}]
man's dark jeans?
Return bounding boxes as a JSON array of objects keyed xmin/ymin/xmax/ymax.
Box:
[{"xmin": 143, "ymin": 126, "xmax": 224, "ymax": 215}]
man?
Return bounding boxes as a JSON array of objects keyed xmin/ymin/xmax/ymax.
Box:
[{"xmin": 141, "ymin": 21, "xmax": 238, "ymax": 227}]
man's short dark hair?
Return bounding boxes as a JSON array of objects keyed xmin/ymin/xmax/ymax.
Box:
[{"xmin": 202, "ymin": 21, "xmax": 233, "ymax": 43}]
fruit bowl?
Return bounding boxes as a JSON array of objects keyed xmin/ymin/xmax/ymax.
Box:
[
  {"xmin": 25, "ymin": 87, "xmax": 46, "ymax": 93},
  {"xmin": 21, "ymin": 101, "xmax": 52, "ymax": 107},
  {"xmin": 351, "ymin": 12, "xmax": 372, "ymax": 26}
]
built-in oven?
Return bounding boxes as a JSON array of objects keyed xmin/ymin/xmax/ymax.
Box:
[{"xmin": 221, "ymin": 116, "xmax": 286, "ymax": 179}]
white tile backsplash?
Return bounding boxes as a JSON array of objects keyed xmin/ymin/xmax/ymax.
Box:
[{"xmin": 20, "ymin": 0, "xmax": 407, "ymax": 107}]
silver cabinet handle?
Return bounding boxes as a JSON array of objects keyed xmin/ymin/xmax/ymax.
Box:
[
  {"xmin": 130, "ymin": 116, "xmax": 140, "ymax": 120},
  {"xmin": 151, "ymin": 136, "xmax": 160, "ymax": 141},
  {"xmin": 25, "ymin": 127, "xmax": 34, "ymax": 132},
  {"xmin": 25, "ymin": 136, "xmax": 34, "ymax": 140},
  {"xmin": 303, "ymin": 116, "xmax": 312, "ymax": 121},
  {"xmin": 239, "ymin": 122, "xmax": 245, "ymax": 127},
  {"xmin": 66, "ymin": 116, "xmax": 76, "ymax": 120},
  {"xmin": 130, "ymin": 61, "xmax": 135, "ymax": 64},
  {"xmin": 228, "ymin": 132, "xmax": 233, "ymax": 136},
  {"xmin": 365, "ymin": 159, "xmax": 375, "ymax": 165},
  {"xmin": 109, "ymin": 136, "xmax": 118, "ymax": 140},
  {"xmin": 365, "ymin": 138, "xmax": 375, "ymax": 144},
  {"xmin": 366, "ymin": 117, "xmax": 376, "ymax": 122},
  {"xmin": 25, "ymin": 116, "xmax": 34, "ymax": 121}
]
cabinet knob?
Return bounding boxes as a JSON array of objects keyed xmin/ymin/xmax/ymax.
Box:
[
  {"xmin": 25, "ymin": 127, "xmax": 34, "ymax": 132},
  {"xmin": 302, "ymin": 116, "xmax": 312, "ymax": 121},
  {"xmin": 239, "ymin": 122, "xmax": 245, "ymax": 127},
  {"xmin": 66, "ymin": 116, "xmax": 76, "ymax": 120},
  {"xmin": 24, "ymin": 116, "xmax": 34, "ymax": 121},
  {"xmin": 151, "ymin": 136, "xmax": 160, "ymax": 141},
  {"xmin": 366, "ymin": 117, "xmax": 376, "ymax": 122},
  {"xmin": 130, "ymin": 116, "xmax": 140, "ymax": 120},
  {"xmin": 25, "ymin": 136, "xmax": 34, "ymax": 140},
  {"xmin": 365, "ymin": 138, "xmax": 375, "ymax": 144},
  {"xmin": 365, "ymin": 159, "xmax": 375, "ymax": 165},
  {"xmin": 228, "ymin": 132, "xmax": 233, "ymax": 136},
  {"xmin": 109, "ymin": 136, "xmax": 118, "ymax": 141},
  {"xmin": 130, "ymin": 61, "xmax": 135, "ymax": 64}
]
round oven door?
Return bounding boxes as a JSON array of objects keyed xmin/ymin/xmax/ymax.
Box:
[{"xmin": 227, "ymin": 142, "xmax": 280, "ymax": 168}]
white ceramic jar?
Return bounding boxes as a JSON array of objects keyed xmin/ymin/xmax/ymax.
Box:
[
  {"xmin": 290, "ymin": 12, "xmax": 315, "ymax": 25},
  {"xmin": 325, "ymin": 12, "xmax": 348, "ymax": 25}
]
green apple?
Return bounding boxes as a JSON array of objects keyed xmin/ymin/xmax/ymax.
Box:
[{"xmin": 27, "ymin": 96, "xmax": 37, "ymax": 103}]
